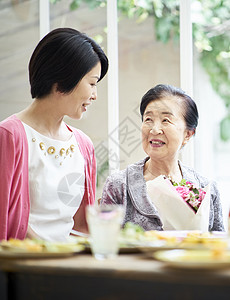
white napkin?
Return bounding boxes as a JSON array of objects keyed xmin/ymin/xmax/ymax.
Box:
[{"xmin": 146, "ymin": 175, "xmax": 211, "ymax": 232}]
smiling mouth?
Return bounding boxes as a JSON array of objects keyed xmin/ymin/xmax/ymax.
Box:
[
  {"xmin": 150, "ymin": 140, "xmax": 165, "ymax": 145},
  {"xmin": 82, "ymin": 103, "xmax": 91, "ymax": 110}
]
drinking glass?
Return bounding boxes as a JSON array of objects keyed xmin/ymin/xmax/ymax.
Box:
[{"xmin": 86, "ymin": 204, "xmax": 124, "ymax": 260}]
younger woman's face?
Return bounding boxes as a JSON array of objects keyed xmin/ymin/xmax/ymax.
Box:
[
  {"xmin": 141, "ymin": 96, "xmax": 193, "ymax": 162},
  {"xmin": 62, "ymin": 62, "xmax": 101, "ymax": 120}
]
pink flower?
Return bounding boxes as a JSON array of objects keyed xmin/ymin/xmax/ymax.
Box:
[
  {"xmin": 198, "ymin": 189, "xmax": 206, "ymax": 201},
  {"xmin": 175, "ymin": 186, "xmax": 190, "ymax": 200},
  {"xmin": 168, "ymin": 178, "xmax": 207, "ymax": 213}
]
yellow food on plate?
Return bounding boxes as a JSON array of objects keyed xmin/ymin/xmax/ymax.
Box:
[
  {"xmin": 119, "ymin": 223, "xmax": 229, "ymax": 251},
  {"xmin": 0, "ymin": 238, "xmax": 83, "ymax": 253},
  {"xmin": 144, "ymin": 231, "xmax": 178, "ymax": 244},
  {"xmin": 180, "ymin": 232, "xmax": 229, "ymax": 250},
  {"xmin": 1, "ymin": 238, "xmax": 44, "ymax": 252}
]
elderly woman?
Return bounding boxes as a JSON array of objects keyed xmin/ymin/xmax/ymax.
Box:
[
  {"xmin": 101, "ymin": 84, "xmax": 224, "ymax": 232},
  {"xmin": 0, "ymin": 28, "xmax": 108, "ymax": 241}
]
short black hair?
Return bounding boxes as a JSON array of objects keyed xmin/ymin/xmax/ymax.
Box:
[
  {"xmin": 29, "ymin": 28, "xmax": 109, "ymax": 99},
  {"xmin": 140, "ymin": 84, "xmax": 198, "ymax": 131}
]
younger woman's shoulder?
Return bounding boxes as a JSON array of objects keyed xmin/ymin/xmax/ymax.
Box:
[
  {"xmin": 0, "ymin": 115, "xmax": 26, "ymax": 142},
  {"xmin": 0, "ymin": 115, "xmax": 23, "ymax": 131}
]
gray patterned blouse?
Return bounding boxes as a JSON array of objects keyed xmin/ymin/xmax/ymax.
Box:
[{"xmin": 101, "ymin": 157, "xmax": 225, "ymax": 232}]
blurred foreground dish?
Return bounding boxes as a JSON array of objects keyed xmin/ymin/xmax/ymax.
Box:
[
  {"xmin": 0, "ymin": 238, "xmax": 84, "ymax": 258},
  {"xmin": 153, "ymin": 249, "xmax": 230, "ymax": 270},
  {"xmin": 120, "ymin": 222, "xmax": 229, "ymax": 251}
]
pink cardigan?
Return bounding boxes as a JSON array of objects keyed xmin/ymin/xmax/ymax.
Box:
[{"xmin": 0, "ymin": 115, "xmax": 96, "ymax": 240}]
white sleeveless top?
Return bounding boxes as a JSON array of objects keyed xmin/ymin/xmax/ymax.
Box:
[{"xmin": 22, "ymin": 123, "xmax": 85, "ymax": 241}]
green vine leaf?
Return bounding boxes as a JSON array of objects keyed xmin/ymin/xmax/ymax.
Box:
[
  {"xmin": 50, "ymin": 0, "xmax": 230, "ymax": 141},
  {"xmin": 220, "ymin": 115, "xmax": 230, "ymax": 141}
]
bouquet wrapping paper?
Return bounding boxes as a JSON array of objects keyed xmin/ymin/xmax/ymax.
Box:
[{"xmin": 146, "ymin": 175, "xmax": 211, "ymax": 231}]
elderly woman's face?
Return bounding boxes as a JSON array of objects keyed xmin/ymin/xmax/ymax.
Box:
[{"xmin": 141, "ymin": 96, "xmax": 192, "ymax": 161}]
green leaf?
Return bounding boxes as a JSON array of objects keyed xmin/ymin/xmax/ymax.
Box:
[
  {"xmin": 193, "ymin": 188, "xmax": 199, "ymax": 195},
  {"xmin": 179, "ymin": 179, "xmax": 187, "ymax": 186},
  {"xmin": 220, "ymin": 115, "xmax": 230, "ymax": 142},
  {"xmin": 70, "ymin": 0, "xmax": 82, "ymax": 10},
  {"xmin": 49, "ymin": 0, "xmax": 60, "ymax": 4}
]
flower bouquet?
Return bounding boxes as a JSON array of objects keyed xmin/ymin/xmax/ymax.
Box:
[
  {"xmin": 146, "ymin": 175, "xmax": 210, "ymax": 231},
  {"xmin": 171, "ymin": 179, "xmax": 206, "ymax": 213}
]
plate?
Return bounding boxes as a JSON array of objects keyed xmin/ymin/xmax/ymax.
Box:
[
  {"xmin": 138, "ymin": 244, "xmax": 183, "ymax": 254},
  {"xmin": 138, "ymin": 241, "xmax": 221, "ymax": 254},
  {"xmin": 153, "ymin": 249, "xmax": 230, "ymax": 269},
  {"xmin": 0, "ymin": 239, "xmax": 84, "ymax": 259},
  {"xmin": 0, "ymin": 248, "xmax": 83, "ymax": 259},
  {"xmin": 138, "ymin": 231, "xmax": 230, "ymax": 255}
]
